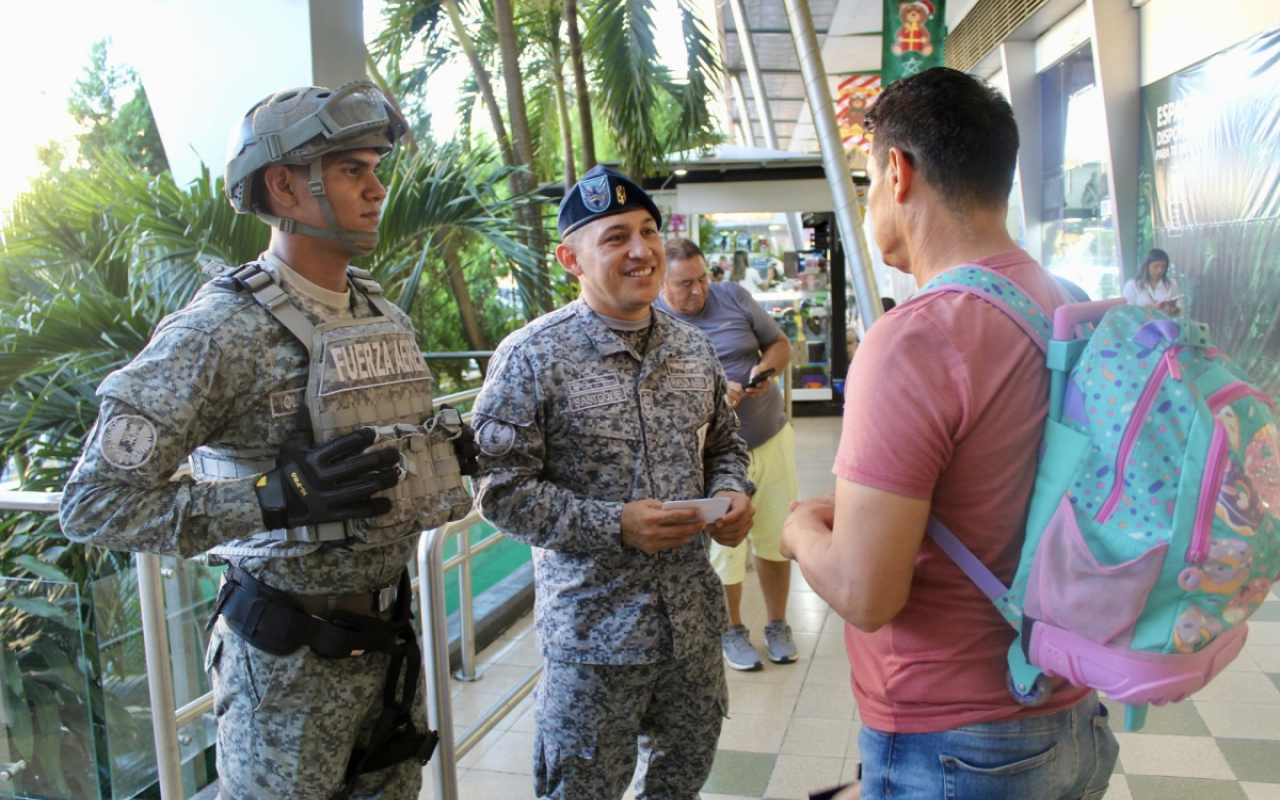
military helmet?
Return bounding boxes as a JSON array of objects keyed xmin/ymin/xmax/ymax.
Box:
[{"xmin": 224, "ymin": 81, "xmax": 408, "ymax": 255}]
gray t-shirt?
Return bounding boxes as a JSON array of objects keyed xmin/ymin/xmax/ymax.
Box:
[{"xmin": 655, "ymin": 282, "xmax": 787, "ymax": 449}]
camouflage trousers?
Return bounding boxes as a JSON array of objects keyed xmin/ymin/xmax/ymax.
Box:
[
  {"xmin": 207, "ymin": 617, "xmax": 426, "ymax": 800},
  {"xmin": 533, "ymin": 639, "xmax": 727, "ymax": 800}
]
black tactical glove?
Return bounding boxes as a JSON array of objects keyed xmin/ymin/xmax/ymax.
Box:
[
  {"xmin": 439, "ymin": 404, "xmax": 480, "ymax": 477},
  {"xmin": 255, "ymin": 427, "xmax": 401, "ymax": 530}
]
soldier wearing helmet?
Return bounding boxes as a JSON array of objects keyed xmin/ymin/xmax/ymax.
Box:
[{"xmin": 61, "ymin": 81, "xmax": 476, "ymax": 800}]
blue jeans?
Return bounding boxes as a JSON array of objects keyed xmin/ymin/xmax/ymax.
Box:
[{"xmin": 857, "ymin": 692, "xmax": 1118, "ymax": 800}]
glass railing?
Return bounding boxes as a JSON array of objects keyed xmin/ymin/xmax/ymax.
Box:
[
  {"xmin": 0, "ymin": 577, "xmax": 101, "ymax": 800},
  {"xmin": 89, "ymin": 558, "xmax": 220, "ymax": 799},
  {"xmin": 0, "ymin": 379, "xmax": 537, "ymax": 800}
]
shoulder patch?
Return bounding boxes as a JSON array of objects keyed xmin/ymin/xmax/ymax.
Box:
[
  {"xmin": 477, "ymin": 419, "xmax": 516, "ymax": 456},
  {"xmin": 100, "ymin": 415, "xmax": 158, "ymax": 470}
]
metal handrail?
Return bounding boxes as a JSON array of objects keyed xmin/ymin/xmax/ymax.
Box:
[
  {"xmin": 0, "ymin": 492, "xmax": 202, "ymax": 800},
  {"xmin": 418, "ymin": 515, "xmax": 543, "ymax": 800}
]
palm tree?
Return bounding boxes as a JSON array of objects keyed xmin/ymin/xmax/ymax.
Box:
[
  {"xmin": 361, "ymin": 139, "xmax": 546, "ymax": 357},
  {"xmin": 586, "ymin": 0, "xmax": 722, "ymax": 178},
  {"xmin": 372, "ymin": 0, "xmax": 555, "ymax": 317},
  {"xmin": 565, "ymin": 0, "xmax": 596, "ymax": 171},
  {"xmin": 522, "ymin": 0, "xmax": 578, "ymax": 190},
  {"xmin": 373, "ymin": 0, "xmax": 724, "ymax": 182}
]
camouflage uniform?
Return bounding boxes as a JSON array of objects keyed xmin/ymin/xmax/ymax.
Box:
[
  {"xmin": 472, "ymin": 299, "xmax": 752, "ymax": 799},
  {"xmin": 60, "ymin": 255, "xmax": 425, "ymax": 800}
]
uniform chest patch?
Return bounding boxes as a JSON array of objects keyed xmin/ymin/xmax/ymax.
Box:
[
  {"xmin": 664, "ymin": 374, "xmax": 712, "ymax": 392},
  {"xmin": 477, "ymin": 419, "xmax": 516, "ymax": 456},
  {"xmin": 568, "ymin": 374, "xmax": 627, "ymax": 411},
  {"xmin": 667, "ymin": 358, "xmax": 703, "ymax": 376},
  {"xmin": 318, "ymin": 332, "xmax": 432, "ymax": 397},
  {"xmin": 269, "ymin": 388, "xmax": 305, "ymax": 418},
  {"xmin": 100, "ymin": 415, "xmax": 158, "ymax": 470}
]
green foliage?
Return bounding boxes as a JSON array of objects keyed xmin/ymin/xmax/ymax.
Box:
[
  {"xmin": 67, "ymin": 40, "xmax": 169, "ymax": 176},
  {"xmin": 583, "ymin": 0, "xmax": 721, "ymax": 178},
  {"xmin": 1, "ymin": 580, "xmax": 105, "ymax": 800},
  {"xmin": 374, "ymin": 0, "xmax": 723, "ymax": 182},
  {"xmin": 370, "ymin": 1, "xmax": 455, "ymax": 143},
  {"xmin": 360, "ymin": 138, "xmax": 555, "ymax": 382}
]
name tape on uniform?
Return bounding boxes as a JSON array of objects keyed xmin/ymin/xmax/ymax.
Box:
[
  {"xmin": 664, "ymin": 375, "xmax": 712, "ymax": 392},
  {"xmin": 318, "ymin": 333, "xmax": 432, "ymax": 397},
  {"xmin": 568, "ymin": 373, "xmax": 627, "ymax": 411},
  {"xmin": 269, "ymin": 388, "xmax": 305, "ymax": 417}
]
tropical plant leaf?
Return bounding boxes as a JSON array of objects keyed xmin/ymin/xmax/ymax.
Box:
[
  {"xmin": 584, "ymin": 0, "xmax": 668, "ymax": 178},
  {"xmin": 10, "ymin": 597, "xmax": 69, "ymax": 621},
  {"xmin": 14, "ymin": 554, "xmax": 71, "ymax": 583}
]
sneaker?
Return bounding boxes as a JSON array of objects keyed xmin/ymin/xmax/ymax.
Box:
[
  {"xmin": 764, "ymin": 620, "xmax": 798, "ymax": 664},
  {"xmin": 722, "ymin": 625, "xmax": 763, "ymax": 671}
]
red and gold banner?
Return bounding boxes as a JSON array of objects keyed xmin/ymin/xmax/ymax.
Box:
[{"xmin": 836, "ymin": 74, "xmax": 882, "ymax": 155}]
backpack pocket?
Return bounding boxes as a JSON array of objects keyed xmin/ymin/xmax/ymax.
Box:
[{"xmin": 1024, "ymin": 496, "xmax": 1169, "ymax": 647}]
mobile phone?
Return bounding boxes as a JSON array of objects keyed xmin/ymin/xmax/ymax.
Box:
[{"xmin": 746, "ymin": 367, "xmax": 777, "ymax": 388}]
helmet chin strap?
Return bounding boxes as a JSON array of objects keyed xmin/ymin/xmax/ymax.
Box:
[{"xmin": 255, "ymin": 160, "xmax": 379, "ymax": 258}]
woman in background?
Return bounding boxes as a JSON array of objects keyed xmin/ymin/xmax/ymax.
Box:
[{"xmin": 1123, "ymin": 247, "xmax": 1182, "ymax": 316}]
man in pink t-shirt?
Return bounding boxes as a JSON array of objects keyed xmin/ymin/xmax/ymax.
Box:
[{"xmin": 781, "ymin": 68, "xmax": 1118, "ymax": 800}]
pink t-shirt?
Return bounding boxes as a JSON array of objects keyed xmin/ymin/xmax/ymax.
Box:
[{"xmin": 834, "ymin": 250, "xmax": 1090, "ymax": 734}]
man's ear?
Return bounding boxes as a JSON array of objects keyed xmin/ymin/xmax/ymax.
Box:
[
  {"xmin": 556, "ymin": 242, "xmax": 584, "ymax": 277},
  {"xmin": 888, "ymin": 147, "xmax": 915, "ymax": 204},
  {"xmin": 261, "ymin": 164, "xmax": 302, "ymax": 213}
]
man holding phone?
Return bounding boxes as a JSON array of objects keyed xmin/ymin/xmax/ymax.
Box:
[
  {"xmin": 472, "ymin": 167, "xmax": 754, "ymax": 799},
  {"xmin": 656, "ymin": 238, "xmax": 800, "ymax": 671}
]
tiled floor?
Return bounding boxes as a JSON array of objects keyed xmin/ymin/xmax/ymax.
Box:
[{"xmin": 419, "ymin": 416, "xmax": 1280, "ymax": 799}]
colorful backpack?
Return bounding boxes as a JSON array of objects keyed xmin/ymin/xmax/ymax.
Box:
[{"xmin": 917, "ymin": 266, "xmax": 1280, "ymax": 731}]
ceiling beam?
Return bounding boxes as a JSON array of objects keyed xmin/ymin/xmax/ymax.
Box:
[{"xmin": 727, "ymin": 26, "xmax": 829, "ymax": 34}]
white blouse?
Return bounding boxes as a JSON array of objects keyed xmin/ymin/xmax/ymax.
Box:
[{"xmin": 1123, "ymin": 277, "xmax": 1182, "ymax": 314}]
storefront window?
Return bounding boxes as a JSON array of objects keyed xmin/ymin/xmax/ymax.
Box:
[{"xmin": 1040, "ymin": 43, "xmax": 1120, "ymax": 299}]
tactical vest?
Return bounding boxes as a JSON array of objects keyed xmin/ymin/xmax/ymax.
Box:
[{"xmin": 201, "ymin": 262, "xmax": 472, "ymax": 558}]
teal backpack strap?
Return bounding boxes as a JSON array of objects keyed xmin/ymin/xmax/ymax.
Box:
[
  {"xmin": 917, "ymin": 265, "xmax": 1053, "ymax": 353},
  {"xmin": 914, "ymin": 264, "xmax": 1062, "ymax": 707}
]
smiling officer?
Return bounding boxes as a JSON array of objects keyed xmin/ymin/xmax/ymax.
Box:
[{"xmin": 472, "ymin": 164, "xmax": 755, "ymax": 799}]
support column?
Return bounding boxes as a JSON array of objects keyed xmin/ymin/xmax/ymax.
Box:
[
  {"xmin": 120, "ymin": 0, "xmax": 367, "ymax": 187},
  {"xmin": 730, "ymin": 72, "xmax": 757, "ymax": 147},
  {"xmin": 310, "ymin": 0, "xmax": 366, "ymax": 90},
  {"xmin": 1087, "ymin": 0, "xmax": 1141, "ymax": 279},
  {"xmin": 727, "ymin": 0, "xmax": 778, "ymax": 150},
  {"xmin": 781, "ymin": 0, "xmax": 881, "ymax": 328},
  {"xmin": 1000, "ymin": 41, "xmax": 1044, "ymax": 265}
]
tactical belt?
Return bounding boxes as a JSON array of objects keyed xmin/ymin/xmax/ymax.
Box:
[{"xmin": 206, "ymin": 566, "xmax": 438, "ymax": 795}]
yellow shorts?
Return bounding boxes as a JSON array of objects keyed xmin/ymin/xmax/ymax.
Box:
[{"xmin": 710, "ymin": 423, "xmax": 798, "ymax": 585}]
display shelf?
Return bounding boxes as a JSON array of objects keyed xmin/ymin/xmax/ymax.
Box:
[
  {"xmin": 792, "ymin": 388, "xmax": 833, "ymax": 401},
  {"xmin": 753, "ymin": 290, "xmax": 827, "ymax": 302}
]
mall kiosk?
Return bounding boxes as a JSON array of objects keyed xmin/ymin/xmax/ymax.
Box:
[{"xmin": 658, "ymin": 145, "xmax": 862, "ymax": 416}]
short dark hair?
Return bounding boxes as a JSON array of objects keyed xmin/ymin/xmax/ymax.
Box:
[
  {"xmin": 866, "ymin": 67, "xmax": 1019, "ymax": 209},
  {"xmin": 664, "ymin": 237, "xmax": 705, "ymax": 264}
]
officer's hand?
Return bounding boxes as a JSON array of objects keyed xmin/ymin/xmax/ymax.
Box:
[
  {"xmin": 707, "ymin": 491, "xmax": 754, "ymax": 547},
  {"xmin": 620, "ymin": 500, "xmax": 705, "ymax": 554},
  {"xmin": 255, "ymin": 427, "xmax": 401, "ymax": 530}
]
